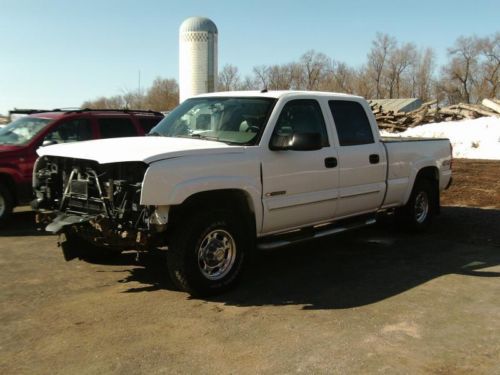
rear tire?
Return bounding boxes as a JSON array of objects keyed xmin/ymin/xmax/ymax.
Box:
[
  {"xmin": 0, "ymin": 184, "xmax": 14, "ymax": 228},
  {"xmin": 167, "ymin": 210, "xmax": 248, "ymax": 297},
  {"xmin": 396, "ymin": 179, "xmax": 437, "ymax": 232}
]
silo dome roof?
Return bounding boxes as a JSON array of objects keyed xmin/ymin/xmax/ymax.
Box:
[{"xmin": 180, "ymin": 17, "xmax": 218, "ymax": 34}]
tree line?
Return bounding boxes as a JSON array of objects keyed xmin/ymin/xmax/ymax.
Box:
[
  {"xmin": 82, "ymin": 32, "xmax": 499, "ymax": 111},
  {"xmin": 81, "ymin": 77, "xmax": 179, "ymax": 112}
]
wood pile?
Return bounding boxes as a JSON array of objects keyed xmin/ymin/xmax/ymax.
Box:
[{"xmin": 372, "ymin": 98, "xmax": 500, "ymax": 133}]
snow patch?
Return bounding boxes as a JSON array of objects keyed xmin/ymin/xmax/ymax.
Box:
[{"xmin": 380, "ymin": 116, "xmax": 500, "ymax": 160}]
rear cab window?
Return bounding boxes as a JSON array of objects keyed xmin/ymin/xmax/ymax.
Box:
[{"xmin": 328, "ymin": 100, "xmax": 374, "ymax": 146}]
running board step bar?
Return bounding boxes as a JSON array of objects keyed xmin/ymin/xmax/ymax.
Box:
[{"xmin": 257, "ymin": 217, "xmax": 377, "ymax": 251}]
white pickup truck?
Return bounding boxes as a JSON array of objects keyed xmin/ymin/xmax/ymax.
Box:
[{"xmin": 33, "ymin": 91, "xmax": 452, "ymax": 296}]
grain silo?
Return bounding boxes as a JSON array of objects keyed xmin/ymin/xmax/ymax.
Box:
[{"xmin": 179, "ymin": 17, "xmax": 218, "ymax": 102}]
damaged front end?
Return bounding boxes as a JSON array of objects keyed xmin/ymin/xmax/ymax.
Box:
[{"xmin": 33, "ymin": 156, "xmax": 163, "ymax": 249}]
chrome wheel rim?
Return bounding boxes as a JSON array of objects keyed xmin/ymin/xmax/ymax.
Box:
[
  {"xmin": 198, "ymin": 229, "xmax": 237, "ymax": 280},
  {"xmin": 414, "ymin": 191, "xmax": 429, "ymax": 224}
]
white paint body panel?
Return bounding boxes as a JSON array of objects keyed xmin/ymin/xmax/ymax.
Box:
[
  {"xmin": 382, "ymin": 139, "xmax": 452, "ymax": 207},
  {"xmin": 36, "ymin": 91, "xmax": 452, "ymax": 238},
  {"xmin": 37, "ymin": 136, "xmax": 240, "ymax": 164}
]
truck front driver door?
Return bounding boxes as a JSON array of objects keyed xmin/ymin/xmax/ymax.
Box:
[{"xmin": 261, "ymin": 99, "xmax": 339, "ymax": 234}]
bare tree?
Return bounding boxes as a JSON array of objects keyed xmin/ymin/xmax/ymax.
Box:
[
  {"xmin": 144, "ymin": 77, "xmax": 179, "ymax": 111},
  {"xmin": 238, "ymin": 75, "xmax": 259, "ymax": 90},
  {"xmin": 82, "ymin": 77, "xmax": 178, "ymax": 110},
  {"xmin": 253, "ymin": 65, "xmax": 270, "ymax": 89},
  {"xmin": 386, "ymin": 42, "xmax": 417, "ymax": 98},
  {"xmin": 217, "ymin": 64, "xmax": 241, "ymax": 91},
  {"xmin": 352, "ymin": 66, "xmax": 374, "ymax": 98},
  {"xmin": 82, "ymin": 95, "xmax": 125, "ymax": 109},
  {"xmin": 317, "ymin": 60, "xmax": 355, "ymax": 93},
  {"xmin": 122, "ymin": 89, "xmax": 145, "ymax": 109},
  {"xmin": 269, "ymin": 63, "xmax": 304, "ymax": 90},
  {"xmin": 299, "ymin": 50, "xmax": 330, "ymax": 90},
  {"xmin": 442, "ymin": 36, "xmax": 483, "ymax": 103},
  {"xmin": 333, "ymin": 62, "xmax": 356, "ymax": 93},
  {"xmin": 479, "ymin": 32, "xmax": 500, "ymax": 98},
  {"xmin": 411, "ymin": 48, "xmax": 436, "ymax": 102},
  {"xmin": 367, "ymin": 33, "xmax": 396, "ymax": 98}
]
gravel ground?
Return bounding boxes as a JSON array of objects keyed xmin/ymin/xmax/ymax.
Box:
[{"xmin": 0, "ymin": 159, "xmax": 499, "ymax": 374}]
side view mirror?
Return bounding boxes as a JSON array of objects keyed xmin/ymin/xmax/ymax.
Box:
[
  {"xmin": 42, "ymin": 139, "xmax": 57, "ymax": 147},
  {"xmin": 270, "ymin": 132, "xmax": 323, "ymax": 151}
]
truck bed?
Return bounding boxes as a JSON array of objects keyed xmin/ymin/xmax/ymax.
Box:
[{"xmin": 380, "ymin": 136, "xmax": 452, "ymax": 209}]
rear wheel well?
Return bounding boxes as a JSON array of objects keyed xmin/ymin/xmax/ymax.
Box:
[{"xmin": 413, "ymin": 167, "xmax": 440, "ymax": 213}]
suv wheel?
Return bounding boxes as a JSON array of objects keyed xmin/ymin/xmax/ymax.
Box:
[
  {"xmin": 167, "ymin": 210, "xmax": 248, "ymax": 297},
  {"xmin": 0, "ymin": 184, "xmax": 14, "ymax": 228}
]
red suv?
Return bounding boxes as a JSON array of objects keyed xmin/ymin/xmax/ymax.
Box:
[{"xmin": 0, "ymin": 109, "xmax": 164, "ymax": 226}]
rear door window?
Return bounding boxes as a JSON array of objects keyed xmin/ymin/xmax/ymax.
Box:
[
  {"xmin": 329, "ymin": 100, "xmax": 374, "ymax": 146},
  {"xmin": 98, "ymin": 118, "xmax": 137, "ymax": 138}
]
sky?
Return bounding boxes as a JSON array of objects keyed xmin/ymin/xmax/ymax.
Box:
[{"xmin": 0, "ymin": 0, "xmax": 498, "ymax": 115}]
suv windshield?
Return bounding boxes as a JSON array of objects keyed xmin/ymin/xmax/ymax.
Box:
[
  {"xmin": 150, "ymin": 97, "xmax": 276, "ymax": 145},
  {"xmin": 0, "ymin": 117, "xmax": 52, "ymax": 145}
]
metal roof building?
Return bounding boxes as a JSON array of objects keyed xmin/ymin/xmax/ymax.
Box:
[{"xmin": 368, "ymin": 98, "xmax": 422, "ymax": 113}]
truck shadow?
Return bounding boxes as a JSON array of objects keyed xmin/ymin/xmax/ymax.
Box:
[{"xmin": 108, "ymin": 206, "xmax": 500, "ymax": 309}]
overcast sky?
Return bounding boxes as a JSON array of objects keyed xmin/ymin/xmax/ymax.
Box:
[{"xmin": 0, "ymin": 0, "xmax": 498, "ymax": 115}]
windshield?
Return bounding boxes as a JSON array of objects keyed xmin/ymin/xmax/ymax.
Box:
[
  {"xmin": 150, "ymin": 97, "xmax": 276, "ymax": 145},
  {"xmin": 0, "ymin": 117, "xmax": 52, "ymax": 145}
]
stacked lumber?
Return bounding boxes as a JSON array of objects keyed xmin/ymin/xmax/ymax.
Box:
[{"xmin": 372, "ymin": 98, "xmax": 500, "ymax": 133}]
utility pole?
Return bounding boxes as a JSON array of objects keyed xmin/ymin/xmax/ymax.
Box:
[
  {"xmin": 138, "ymin": 70, "xmax": 142, "ymax": 109},
  {"xmin": 138, "ymin": 70, "xmax": 141, "ymax": 95}
]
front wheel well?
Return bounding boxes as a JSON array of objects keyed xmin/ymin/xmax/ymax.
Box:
[{"xmin": 168, "ymin": 189, "xmax": 257, "ymax": 235}]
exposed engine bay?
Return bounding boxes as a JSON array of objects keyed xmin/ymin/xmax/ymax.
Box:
[{"xmin": 33, "ymin": 156, "xmax": 161, "ymax": 249}]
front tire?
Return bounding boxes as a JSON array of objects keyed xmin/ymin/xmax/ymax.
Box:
[
  {"xmin": 167, "ymin": 210, "xmax": 248, "ymax": 297},
  {"xmin": 0, "ymin": 184, "xmax": 14, "ymax": 228}
]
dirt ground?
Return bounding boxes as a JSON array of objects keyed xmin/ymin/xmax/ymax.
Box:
[
  {"xmin": 441, "ymin": 159, "xmax": 500, "ymax": 209},
  {"xmin": 1, "ymin": 159, "xmax": 499, "ymax": 374}
]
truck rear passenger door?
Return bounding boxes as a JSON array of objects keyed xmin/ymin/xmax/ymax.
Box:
[{"xmin": 328, "ymin": 100, "xmax": 386, "ymax": 218}]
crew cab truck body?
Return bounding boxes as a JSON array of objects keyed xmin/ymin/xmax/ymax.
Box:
[{"xmin": 33, "ymin": 91, "xmax": 452, "ymax": 296}]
